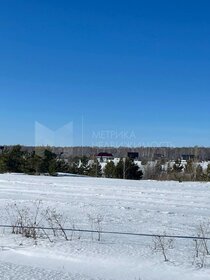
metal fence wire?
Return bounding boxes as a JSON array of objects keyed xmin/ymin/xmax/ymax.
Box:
[{"xmin": 0, "ymin": 224, "xmax": 210, "ymax": 241}]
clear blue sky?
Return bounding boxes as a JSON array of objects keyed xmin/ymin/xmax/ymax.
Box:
[{"xmin": 0, "ymin": 0, "xmax": 210, "ymax": 147}]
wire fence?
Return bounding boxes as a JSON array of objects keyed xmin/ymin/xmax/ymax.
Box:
[{"xmin": 0, "ymin": 224, "xmax": 209, "ymax": 241}]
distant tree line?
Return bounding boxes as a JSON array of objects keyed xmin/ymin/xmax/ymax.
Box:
[
  {"xmin": 2, "ymin": 146, "xmax": 210, "ymax": 161},
  {"xmin": 142, "ymin": 158, "xmax": 210, "ymax": 182},
  {"xmin": 1, "ymin": 146, "xmax": 210, "ymax": 181},
  {"xmin": 0, "ymin": 146, "xmax": 143, "ymax": 180},
  {"xmin": 0, "ymin": 145, "xmax": 69, "ymax": 176},
  {"xmin": 104, "ymin": 159, "xmax": 143, "ymax": 180}
]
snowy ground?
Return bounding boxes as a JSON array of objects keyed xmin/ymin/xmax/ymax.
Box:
[{"xmin": 0, "ymin": 174, "xmax": 210, "ymax": 279}]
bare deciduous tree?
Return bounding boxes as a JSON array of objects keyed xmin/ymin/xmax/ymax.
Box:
[{"xmin": 152, "ymin": 235, "xmax": 174, "ymax": 262}]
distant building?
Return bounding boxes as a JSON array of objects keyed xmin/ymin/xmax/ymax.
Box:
[
  {"xmin": 127, "ymin": 152, "xmax": 139, "ymax": 160},
  {"xmin": 154, "ymin": 153, "xmax": 165, "ymax": 160},
  {"xmin": 96, "ymin": 153, "xmax": 114, "ymax": 163},
  {"xmin": 181, "ymin": 154, "xmax": 195, "ymax": 161}
]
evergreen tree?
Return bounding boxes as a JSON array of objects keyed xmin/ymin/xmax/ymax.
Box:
[
  {"xmin": 125, "ymin": 158, "xmax": 143, "ymax": 180},
  {"xmin": 115, "ymin": 158, "xmax": 143, "ymax": 180},
  {"xmin": 172, "ymin": 159, "xmax": 184, "ymax": 182},
  {"xmin": 69, "ymin": 161, "xmax": 80, "ymax": 174},
  {"xmin": 115, "ymin": 159, "xmax": 124, "ymax": 179},
  {"xmin": 184, "ymin": 160, "xmax": 196, "ymax": 181},
  {"xmin": 78, "ymin": 156, "xmax": 89, "ymax": 175},
  {"xmin": 40, "ymin": 149, "xmax": 57, "ymax": 174},
  {"xmin": 87, "ymin": 160, "xmax": 102, "ymax": 177},
  {"xmin": 56, "ymin": 159, "xmax": 69, "ymax": 173},
  {"xmin": 48, "ymin": 160, "xmax": 58, "ymax": 176},
  {"xmin": 185, "ymin": 160, "xmax": 194, "ymax": 173},
  {"xmin": 153, "ymin": 161, "xmax": 163, "ymax": 179},
  {"xmin": 4, "ymin": 145, "xmax": 25, "ymax": 173},
  {"xmin": 69, "ymin": 157, "xmax": 80, "ymax": 174},
  {"xmin": 196, "ymin": 164, "xmax": 205, "ymax": 181},
  {"xmin": 104, "ymin": 161, "xmax": 116, "ymax": 178},
  {"xmin": 22, "ymin": 151, "xmax": 42, "ymax": 175},
  {"xmin": 0, "ymin": 153, "xmax": 7, "ymax": 173},
  {"xmin": 206, "ymin": 164, "xmax": 210, "ymax": 181}
]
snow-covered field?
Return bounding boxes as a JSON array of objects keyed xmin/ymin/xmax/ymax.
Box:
[{"xmin": 0, "ymin": 174, "xmax": 210, "ymax": 280}]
